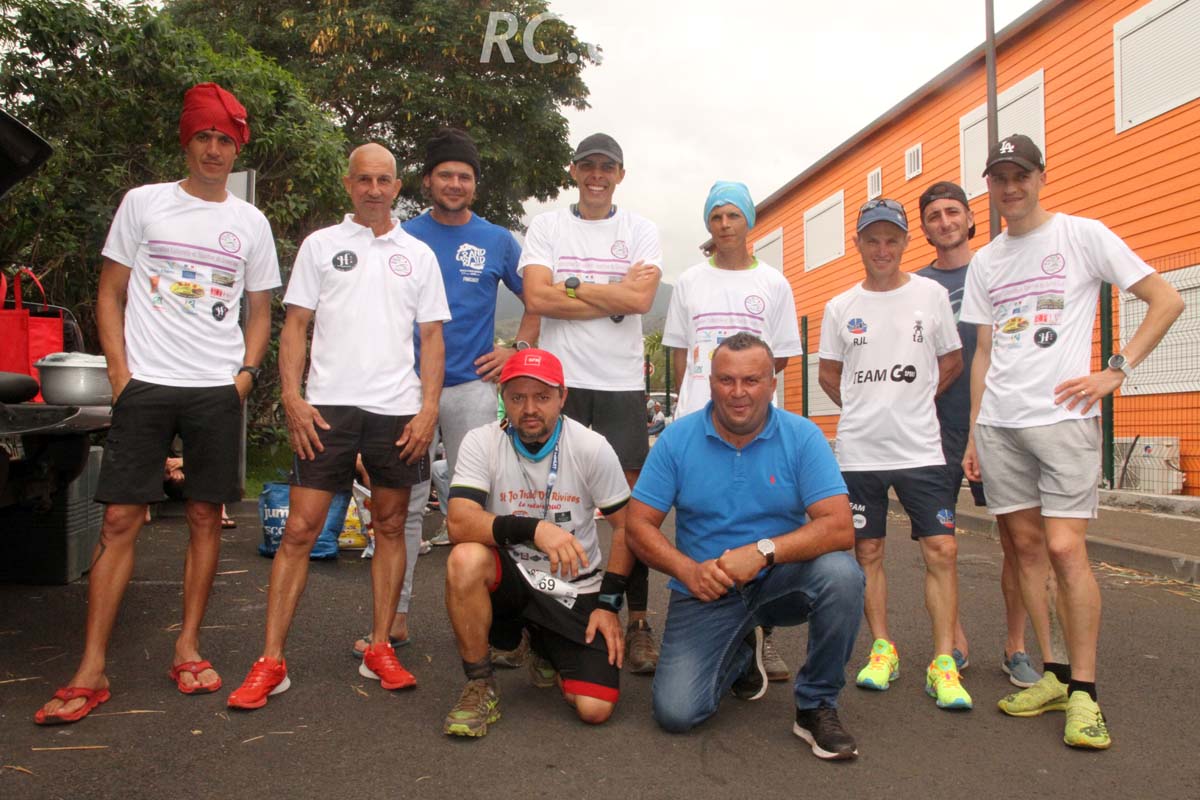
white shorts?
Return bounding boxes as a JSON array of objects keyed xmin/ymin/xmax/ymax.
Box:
[{"xmin": 974, "ymin": 418, "xmax": 1101, "ymax": 519}]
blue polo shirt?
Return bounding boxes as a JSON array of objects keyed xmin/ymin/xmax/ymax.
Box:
[
  {"xmin": 632, "ymin": 402, "xmax": 847, "ymax": 596},
  {"xmin": 403, "ymin": 211, "xmax": 524, "ymax": 387}
]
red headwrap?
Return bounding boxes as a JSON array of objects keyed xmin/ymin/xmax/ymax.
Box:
[{"xmin": 178, "ymin": 82, "xmax": 250, "ymax": 152}]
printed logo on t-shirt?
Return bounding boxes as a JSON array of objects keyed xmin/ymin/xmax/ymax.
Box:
[
  {"xmin": 847, "ymin": 318, "xmax": 868, "ymax": 334},
  {"xmin": 1041, "ymin": 254, "xmax": 1065, "ymax": 275},
  {"xmin": 389, "ymin": 254, "xmax": 413, "ymax": 277},
  {"xmin": 170, "ymin": 281, "xmax": 205, "ymax": 299},
  {"xmin": 1033, "ymin": 327, "xmax": 1057, "ymax": 348},
  {"xmin": 937, "ymin": 508, "xmax": 955, "ymax": 529},
  {"xmin": 610, "ymin": 240, "xmax": 629, "ymax": 259},
  {"xmin": 744, "ymin": 295, "xmax": 766, "ymax": 315},
  {"xmin": 212, "ymin": 301, "xmax": 229, "ymax": 321},
  {"xmin": 456, "ymin": 243, "xmax": 486, "ymax": 270},
  {"xmin": 218, "ymin": 231, "xmax": 242, "ymax": 254},
  {"xmin": 850, "ymin": 364, "xmax": 917, "ymax": 384},
  {"xmin": 182, "ymin": 298, "xmax": 197, "ymax": 314},
  {"xmin": 332, "ymin": 250, "xmax": 358, "ymax": 272},
  {"xmin": 1001, "ymin": 316, "xmax": 1029, "ymax": 334},
  {"xmin": 912, "ymin": 320, "xmax": 924, "ymax": 343},
  {"xmin": 554, "ymin": 511, "xmax": 572, "ymax": 523},
  {"xmin": 212, "ymin": 271, "xmax": 235, "ymax": 287},
  {"xmin": 209, "ymin": 286, "xmax": 231, "ymax": 300}
]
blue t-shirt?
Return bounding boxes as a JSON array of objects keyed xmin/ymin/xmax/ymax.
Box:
[
  {"xmin": 917, "ymin": 263, "xmax": 975, "ymax": 431},
  {"xmin": 632, "ymin": 403, "xmax": 847, "ymax": 596},
  {"xmin": 403, "ymin": 212, "xmax": 524, "ymax": 387}
]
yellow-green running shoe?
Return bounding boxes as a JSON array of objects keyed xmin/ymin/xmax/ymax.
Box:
[
  {"xmin": 443, "ymin": 678, "xmax": 500, "ymax": 738},
  {"xmin": 925, "ymin": 654, "xmax": 973, "ymax": 709},
  {"xmin": 528, "ymin": 652, "xmax": 557, "ymax": 689},
  {"xmin": 1064, "ymin": 691, "xmax": 1111, "ymax": 750},
  {"xmin": 855, "ymin": 639, "xmax": 899, "ymax": 690},
  {"xmin": 997, "ymin": 671, "xmax": 1069, "ymax": 717}
]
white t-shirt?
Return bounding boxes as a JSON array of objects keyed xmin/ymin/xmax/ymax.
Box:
[
  {"xmin": 518, "ymin": 208, "xmax": 662, "ymax": 391},
  {"xmin": 452, "ymin": 417, "xmax": 630, "ymax": 599},
  {"xmin": 819, "ymin": 274, "xmax": 961, "ymax": 471},
  {"xmin": 960, "ymin": 213, "xmax": 1154, "ymax": 428},
  {"xmin": 663, "ymin": 258, "xmax": 803, "ymax": 417},
  {"xmin": 284, "ymin": 216, "xmax": 450, "ymax": 415},
  {"xmin": 101, "ymin": 182, "xmax": 281, "ymax": 387}
]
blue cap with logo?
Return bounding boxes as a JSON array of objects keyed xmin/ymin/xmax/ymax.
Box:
[{"xmin": 856, "ymin": 198, "xmax": 908, "ymax": 233}]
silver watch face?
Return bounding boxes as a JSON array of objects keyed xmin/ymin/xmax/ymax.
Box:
[{"xmin": 757, "ymin": 538, "xmax": 775, "ymax": 556}]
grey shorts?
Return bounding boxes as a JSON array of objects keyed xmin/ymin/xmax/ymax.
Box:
[{"xmin": 974, "ymin": 419, "xmax": 1100, "ymax": 519}]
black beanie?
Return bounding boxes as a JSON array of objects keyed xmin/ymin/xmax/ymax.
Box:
[{"xmin": 423, "ymin": 127, "xmax": 481, "ymax": 178}]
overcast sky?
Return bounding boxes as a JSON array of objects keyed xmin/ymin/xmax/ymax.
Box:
[{"xmin": 521, "ymin": 0, "xmax": 1043, "ymax": 282}]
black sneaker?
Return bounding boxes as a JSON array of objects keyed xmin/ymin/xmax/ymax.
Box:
[
  {"xmin": 793, "ymin": 707, "xmax": 858, "ymax": 760},
  {"xmin": 730, "ymin": 626, "xmax": 767, "ymax": 700}
]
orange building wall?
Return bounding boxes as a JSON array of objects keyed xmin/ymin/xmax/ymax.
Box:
[{"xmin": 756, "ymin": 0, "xmax": 1200, "ymax": 493}]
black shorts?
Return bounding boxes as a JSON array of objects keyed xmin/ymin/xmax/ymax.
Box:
[
  {"xmin": 290, "ymin": 406, "xmax": 429, "ymax": 492},
  {"xmin": 562, "ymin": 387, "xmax": 647, "ymax": 471},
  {"xmin": 488, "ymin": 548, "xmax": 619, "ymax": 703},
  {"xmin": 95, "ymin": 379, "xmax": 241, "ymax": 505},
  {"xmin": 939, "ymin": 426, "xmax": 987, "ymax": 507},
  {"xmin": 844, "ymin": 465, "xmax": 958, "ymax": 540}
]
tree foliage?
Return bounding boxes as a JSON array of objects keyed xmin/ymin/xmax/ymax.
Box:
[
  {"xmin": 167, "ymin": 0, "xmax": 597, "ymax": 228},
  {"xmin": 0, "ymin": 0, "xmax": 348, "ymax": 444}
]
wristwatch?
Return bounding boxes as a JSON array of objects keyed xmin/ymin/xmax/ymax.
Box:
[
  {"xmin": 756, "ymin": 538, "xmax": 776, "ymax": 567},
  {"xmin": 237, "ymin": 365, "xmax": 262, "ymax": 385},
  {"xmin": 565, "ymin": 276, "xmax": 581, "ymax": 299},
  {"xmin": 1107, "ymin": 353, "xmax": 1134, "ymax": 379},
  {"xmin": 515, "ymin": 340, "xmax": 532, "ymax": 351}
]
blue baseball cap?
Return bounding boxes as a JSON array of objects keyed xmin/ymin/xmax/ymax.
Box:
[{"xmin": 856, "ymin": 198, "xmax": 908, "ymax": 233}]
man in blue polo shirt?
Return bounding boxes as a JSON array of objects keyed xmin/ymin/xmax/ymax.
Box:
[
  {"xmin": 351, "ymin": 128, "xmax": 539, "ymax": 658},
  {"xmin": 626, "ymin": 332, "xmax": 865, "ymax": 761}
]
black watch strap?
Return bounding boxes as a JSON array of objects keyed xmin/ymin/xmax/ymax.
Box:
[{"xmin": 237, "ymin": 365, "xmax": 262, "ymax": 385}]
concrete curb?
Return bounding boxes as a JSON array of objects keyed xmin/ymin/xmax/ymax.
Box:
[{"xmin": 889, "ymin": 498, "xmax": 1200, "ymax": 584}]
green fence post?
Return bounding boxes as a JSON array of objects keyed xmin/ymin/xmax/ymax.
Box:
[{"xmin": 1099, "ymin": 283, "xmax": 1115, "ymax": 488}]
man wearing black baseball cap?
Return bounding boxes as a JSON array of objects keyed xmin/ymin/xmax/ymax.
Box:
[
  {"xmin": 960, "ymin": 134, "xmax": 1183, "ymax": 749},
  {"xmin": 917, "ymin": 181, "xmax": 1045, "ymax": 690},
  {"xmin": 518, "ymin": 132, "xmax": 664, "ymax": 673}
]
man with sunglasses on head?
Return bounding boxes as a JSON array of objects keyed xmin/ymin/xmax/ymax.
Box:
[
  {"xmin": 519, "ymin": 133, "xmax": 663, "ymax": 674},
  {"xmin": 917, "ymin": 180, "xmax": 1047, "ymax": 691},
  {"xmin": 961, "ymin": 135, "xmax": 1182, "ymax": 749},
  {"xmin": 818, "ymin": 198, "xmax": 971, "ymax": 712}
]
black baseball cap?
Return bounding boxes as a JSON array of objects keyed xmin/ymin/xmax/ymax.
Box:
[
  {"xmin": 572, "ymin": 133, "xmax": 623, "ymax": 165},
  {"xmin": 919, "ymin": 181, "xmax": 975, "ymax": 239},
  {"xmin": 983, "ymin": 134, "xmax": 1044, "ymax": 176}
]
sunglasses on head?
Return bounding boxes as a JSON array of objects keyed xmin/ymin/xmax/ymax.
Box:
[{"xmin": 858, "ymin": 198, "xmax": 907, "ymax": 225}]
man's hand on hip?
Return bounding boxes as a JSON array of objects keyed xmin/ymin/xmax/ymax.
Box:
[
  {"xmin": 586, "ymin": 609, "xmax": 624, "ymax": 668},
  {"xmin": 533, "ymin": 521, "xmax": 588, "ymax": 579},
  {"xmin": 282, "ymin": 394, "xmax": 330, "ymax": 461},
  {"xmin": 475, "ymin": 346, "xmax": 515, "ymax": 383}
]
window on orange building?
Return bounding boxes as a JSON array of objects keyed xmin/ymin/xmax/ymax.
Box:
[{"xmin": 1114, "ymin": 0, "xmax": 1200, "ymax": 133}]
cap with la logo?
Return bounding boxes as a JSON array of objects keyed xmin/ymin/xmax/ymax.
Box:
[{"xmin": 983, "ymin": 134, "xmax": 1044, "ymax": 176}]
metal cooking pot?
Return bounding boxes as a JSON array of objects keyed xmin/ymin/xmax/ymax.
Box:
[{"xmin": 33, "ymin": 352, "xmax": 111, "ymax": 406}]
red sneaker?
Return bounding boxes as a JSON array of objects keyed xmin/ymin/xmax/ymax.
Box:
[
  {"xmin": 359, "ymin": 642, "xmax": 417, "ymax": 690},
  {"xmin": 227, "ymin": 656, "xmax": 290, "ymax": 709}
]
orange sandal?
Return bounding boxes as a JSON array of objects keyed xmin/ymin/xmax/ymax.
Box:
[
  {"xmin": 169, "ymin": 660, "xmax": 222, "ymax": 694},
  {"xmin": 34, "ymin": 686, "xmax": 111, "ymax": 725}
]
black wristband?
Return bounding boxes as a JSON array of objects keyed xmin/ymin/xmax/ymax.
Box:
[
  {"xmin": 492, "ymin": 514, "xmax": 539, "ymax": 547},
  {"xmin": 599, "ymin": 571, "xmax": 629, "ymax": 597}
]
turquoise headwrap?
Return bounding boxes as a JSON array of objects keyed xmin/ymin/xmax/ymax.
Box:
[{"xmin": 704, "ymin": 181, "xmax": 756, "ymax": 231}]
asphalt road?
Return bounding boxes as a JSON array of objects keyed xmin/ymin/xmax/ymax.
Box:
[{"xmin": 2, "ymin": 505, "xmax": 1198, "ymax": 799}]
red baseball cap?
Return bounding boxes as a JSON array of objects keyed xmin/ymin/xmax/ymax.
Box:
[{"xmin": 500, "ymin": 349, "xmax": 564, "ymax": 388}]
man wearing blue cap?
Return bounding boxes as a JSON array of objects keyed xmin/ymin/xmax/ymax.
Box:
[
  {"xmin": 663, "ymin": 180, "xmax": 802, "ymax": 680},
  {"xmin": 818, "ymin": 198, "xmax": 971, "ymax": 712}
]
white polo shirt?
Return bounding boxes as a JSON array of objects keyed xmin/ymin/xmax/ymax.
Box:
[{"xmin": 284, "ymin": 215, "xmax": 450, "ymax": 415}]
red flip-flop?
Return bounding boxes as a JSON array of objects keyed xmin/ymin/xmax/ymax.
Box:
[
  {"xmin": 33, "ymin": 686, "xmax": 111, "ymax": 725},
  {"xmin": 169, "ymin": 660, "xmax": 223, "ymax": 694}
]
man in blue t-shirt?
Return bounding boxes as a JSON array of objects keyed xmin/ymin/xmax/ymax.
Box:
[
  {"xmin": 351, "ymin": 128, "xmax": 539, "ymax": 658},
  {"xmin": 627, "ymin": 333, "xmax": 864, "ymax": 761},
  {"xmin": 916, "ymin": 181, "xmax": 1044, "ymax": 690}
]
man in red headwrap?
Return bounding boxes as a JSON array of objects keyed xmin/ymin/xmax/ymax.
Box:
[{"xmin": 34, "ymin": 82, "xmax": 280, "ymax": 725}]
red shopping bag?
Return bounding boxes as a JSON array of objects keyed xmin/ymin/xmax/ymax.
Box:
[{"xmin": 0, "ymin": 268, "xmax": 64, "ymax": 402}]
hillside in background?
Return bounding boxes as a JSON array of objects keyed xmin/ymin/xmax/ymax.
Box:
[{"xmin": 494, "ymin": 282, "xmax": 673, "ymax": 341}]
